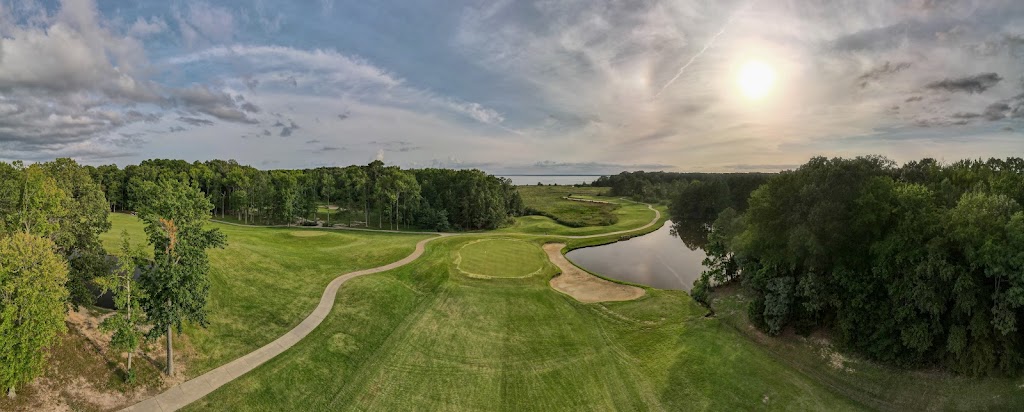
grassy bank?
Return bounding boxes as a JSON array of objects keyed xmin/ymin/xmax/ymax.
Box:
[
  {"xmin": 185, "ymin": 234, "xmax": 861, "ymax": 411},
  {"xmin": 517, "ymin": 185, "xmax": 619, "ymax": 227},
  {"xmin": 100, "ymin": 213, "xmax": 431, "ymax": 377}
]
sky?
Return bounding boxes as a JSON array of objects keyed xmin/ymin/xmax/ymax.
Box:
[{"xmin": 0, "ymin": 0, "xmax": 1022, "ymax": 174}]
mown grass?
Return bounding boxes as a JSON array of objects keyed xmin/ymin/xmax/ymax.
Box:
[
  {"xmin": 517, "ymin": 185, "xmax": 619, "ymax": 227},
  {"xmin": 709, "ymin": 285, "xmax": 1024, "ymax": 411},
  {"xmin": 101, "ymin": 213, "xmax": 431, "ymax": 377},
  {"xmin": 185, "ymin": 235, "xmax": 863, "ymax": 411},
  {"xmin": 456, "ymin": 238, "xmax": 549, "ymax": 278}
]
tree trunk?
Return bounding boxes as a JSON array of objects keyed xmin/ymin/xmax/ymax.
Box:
[
  {"xmin": 165, "ymin": 325, "xmax": 173, "ymax": 376},
  {"xmin": 128, "ymin": 351, "xmax": 133, "ymax": 371},
  {"xmin": 326, "ymin": 194, "xmax": 331, "ymax": 225},
  {"xmin": 7, "ymin": 386, "xmax": 14, "ymax": 398}
]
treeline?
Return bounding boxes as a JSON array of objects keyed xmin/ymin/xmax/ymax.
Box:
[
  {"xmin": 0, "ymin": 158, "xmax": 223, "ymax": 393},
  {"xmin": 696, "ymin": 156, "xmax": 1024, "ymax": 376},
  {"xmin": 88, "ymin": 159, "xmax": 524, "ymax": 231},
  {"xmin": 592, "ymin": 171, "xmax": 771, "ymax": 207}
]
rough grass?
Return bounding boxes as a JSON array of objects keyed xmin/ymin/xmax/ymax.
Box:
[
  {"xmin": 517, "ymin": 185, "xmax": 619, "ymax": 227},
  {"xmin": 101, "ymin": 213, "xmax": 431, "ymax": 378},
  {"xmin": 709, "ymin": 285, "xmax": 1024, "ymax": 411},
  {"xmin": 185, "ymin": 236, "xmax": 863, "ymax": 411},
  {"xmin": 456, "ymin": 238, "xmax": 549, "ymax": 278},
  {"xmin": 501, "ymin": 200, "xmax": 662, "ymax": 237}
]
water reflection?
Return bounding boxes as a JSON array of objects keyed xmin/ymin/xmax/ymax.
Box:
[
  {"xmin": 670, "ymin": 219, "xmax": 710, "ymax": 251},
  {"xmin": 565, "ymin": 220, "xmax": 711, "ymax": 291}
]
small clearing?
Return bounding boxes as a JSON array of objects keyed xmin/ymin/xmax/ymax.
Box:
[{"xmin": 545, "ymin": 243, "xmax": 644, "ymax": 303}]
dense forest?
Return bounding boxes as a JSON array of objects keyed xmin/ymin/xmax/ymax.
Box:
[
  {"xmin": 595, "ymin": 171, "xmax": 772, "ymax": 249},
  {"xmin": 592, "ymin": 171, "xmax": 770, "ymax": 209},
  {"xmin": 88, "ymin": 159, "xmax": 524, "ymax": 231},
  {"xmin": 694, "ymin": 156, "xmax": 1024, "ymax": 376}
]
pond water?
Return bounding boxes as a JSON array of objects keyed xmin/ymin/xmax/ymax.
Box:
[{"xmin": 565, "ymin": 220, "xmax": 709, "ymax": 291}]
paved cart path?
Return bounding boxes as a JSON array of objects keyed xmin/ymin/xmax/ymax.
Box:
[{"xmin": 121, "ymin": 202, "xmax": 660, "ymax": 411}]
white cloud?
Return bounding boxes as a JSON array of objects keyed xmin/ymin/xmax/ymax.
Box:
[
  {"xmin": 173, "ymin": 1, "xmax": 235, "ymax": 48},
  {"xmin": 128, "ymin": 16, "xmax": 167, "ymax": 37}
]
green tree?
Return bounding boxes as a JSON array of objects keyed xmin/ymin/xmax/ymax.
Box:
[
  {"xmin": 97, "ymin": 231, "xmax": 148, "ymax": 382},
  {"xmin": 136, "ymin": 179, "xmax": 226, "ymax": 375},
  {"xmin": 41, "ymin": 158, "xmax": 112, "ymax": 306},
  {"xmin": 320, "ymin": 171, "xmax": 337, "ymax": 226},
  {"xmin": 0, "ymin": 232, "xmax": 70, "ymax": 398}
]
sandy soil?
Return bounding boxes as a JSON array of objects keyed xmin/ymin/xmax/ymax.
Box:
[
  {"xmin": 545, "ymin": 243, "xmax": 645, "ymax": 303},
  {"xmin": 2, "ymin": 309, "xmax": 183, "ymax": 412}
]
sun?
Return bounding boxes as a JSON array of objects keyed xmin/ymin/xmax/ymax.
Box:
[{"xmin": 737, "ymin": 60, "xmax": 776, "ymax": 101}]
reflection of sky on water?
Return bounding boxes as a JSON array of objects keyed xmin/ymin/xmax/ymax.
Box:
[{"xmin": 566, "ymin": 220, "xmax": 708, "ymax": 291}]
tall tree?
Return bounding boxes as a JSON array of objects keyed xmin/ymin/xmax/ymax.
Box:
[
  {"xmin": 0, "ymin": 232, "xmax": 70, "ymax": 398},
  {"xmin": 97, "ymin": 231, "xmax": 148, "ymax": 382},
  {"xmin": 136, "ymin": 179, "xmax": 226, "ymax": 375},
  {"xmin": 41, "ymin": 158, "xmax": 112, "ymax": 306}
]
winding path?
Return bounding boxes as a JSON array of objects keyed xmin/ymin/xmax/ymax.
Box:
[
  {"xmin": 121, "ymin": 201, "xmax": 660, "ymax": 411},
  {"xmin": 122, "ymin": 234, "xmax": 449, "ymax": 412}
]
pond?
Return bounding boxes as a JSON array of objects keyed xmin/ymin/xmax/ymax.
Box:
[{"xmin": 565, "ymin": 220, "xmax": 710, "ymax": 291}]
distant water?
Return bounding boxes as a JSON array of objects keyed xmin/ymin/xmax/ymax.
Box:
[{"xmin": 499, "ymin": 175, "xmax": 601, "ymax": 186}]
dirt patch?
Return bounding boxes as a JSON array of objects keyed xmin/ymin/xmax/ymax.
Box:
[
  {"xmin": 545, "ymin": 243, "xmax": 644, "ymax": 303},
  {"xmin": 290, "ymin": 230, "xmax": 328, "ymax": 237}
]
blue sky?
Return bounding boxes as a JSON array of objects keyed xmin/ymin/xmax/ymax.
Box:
[{"xmin": 0, "ymin": 0, "xmax": 1022, "ymax": 173}]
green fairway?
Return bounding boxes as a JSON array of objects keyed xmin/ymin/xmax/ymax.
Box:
[
  {"xmin": 183, "ymin": 235, "xmax": 863, "ymax": 411},
  {"xmin": 456, "ymin": 238, "xmax": 549, "ymax": 278},
  {"xmin": 102, "ymin": 213, "xmax": 431, "ymax": 377}
]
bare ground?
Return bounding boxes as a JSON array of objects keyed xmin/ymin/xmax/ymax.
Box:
[
  {"xmin": 545, "ymin": 243, "xmax": 645, "ymax": 303},
  {"xmin": 0, "ymin": 309, "xmax": 182, "ymax": 412}
]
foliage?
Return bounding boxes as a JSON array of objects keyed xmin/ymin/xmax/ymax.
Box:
[
  {"xmin": 706, "ymin": 155, "xmax": 1024, "ymax": 375},
  {"xmin": 90, "ymin": 159, "xmax": 522, "ymax": 231},
  {"xmin": 97, "ymin": 231, "xmax": 148, "ymax": 381},
  {"xmin": 593, "ymin": 170, "xmax": 770, "ymax": 207},
  {"xmin": 0, "ymin": 233, "xmax": 69, "ymax": 396},
  {"xmin": 2, "ymin": 159, "xmax": 111, "ymax": 306},
  {"xmin": 135, "ymin": 179, "xmax": 226, "ymax": 374}
]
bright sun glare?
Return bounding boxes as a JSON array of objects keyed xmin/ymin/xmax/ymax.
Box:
[{"xmin": 737, "ymin": 60, "xmax": 776, "ymax": 101}]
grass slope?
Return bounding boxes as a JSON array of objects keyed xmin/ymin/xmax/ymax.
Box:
[
  {"xmin": 185, "ymin": 236, "xmax": 861, "ymax": 411},
  {"xmin": 502, "ymin": 198, "xmax": 662, "ymax": 237},
  {"xmin": 710, "ymin": 286, "xmax": 1024, "ymax": 411},
  {"xmin": 101, "ymin": 213, "xmax": 431, "ymax": 377},
  {"xmin": 517, "ymin": 185, "xmax": 619, "ymax": 227}
]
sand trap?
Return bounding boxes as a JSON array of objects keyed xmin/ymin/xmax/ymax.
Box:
[
  {"xmin": 290, "ymin": 231, "xmax": 328, "ymax": 237},
  {"xmin": 545, "ymin": 243, "xmax": 644, "ymax": 303}
]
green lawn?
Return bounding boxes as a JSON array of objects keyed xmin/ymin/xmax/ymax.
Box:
[
  {"xmin": 184, "ymin": 235, "xmax": 862, "ymax": 411},
  {"xmin": 105, "ymin": 209, "xmax": 1024, "ymax": 411},
  {"xmin": 456, "ymin": 238, "xmax": 549, "ymax": 278},
  {"xmin": 517, "ymin": 185, "xmax": 619, "ymax": 227},
  {"xmin": 102, "ymin": 213, "xmax": 431, "ymax": 377}
]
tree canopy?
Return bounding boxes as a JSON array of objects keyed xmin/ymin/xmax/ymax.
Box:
[{"xmin": 698, "ymin": 156, "xmax": 1024, "ymax": 375}]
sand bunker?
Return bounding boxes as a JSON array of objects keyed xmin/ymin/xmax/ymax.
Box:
[{"xmin": 545, "ymin": 243, "xmax": 644, "ymax": 303}]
